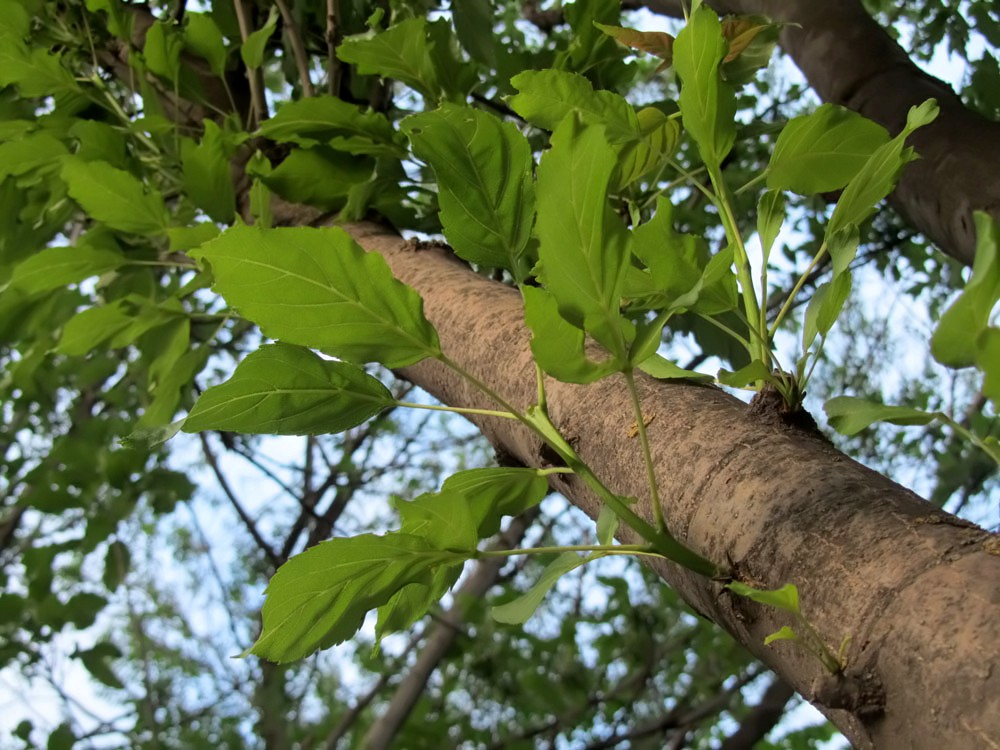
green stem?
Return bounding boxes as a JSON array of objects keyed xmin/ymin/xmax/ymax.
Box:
[
  {"xmin": 696, "ymin": 312, "xmax": 752, "ymax": 350},
  {"xmin": 439, "ymin": 355, "xmax": 723, "ymax": 578},
  {"xmin": 394, "ymin": 401, "xmax": 517, "ymax": 420},
  {"xmin": 707, "ymin": 164, "xmax": 769, "ymax": 367},
  {"xmin": 769, "ymin": 242, "xmax": 828, "ymax": 339},
  {"xmin": 478, "ymin": 543, "xmax": 658, "ymax": 558},
  {"xmin": 624, "ymin": 368, "xmax": 666, "ymax": 533}
]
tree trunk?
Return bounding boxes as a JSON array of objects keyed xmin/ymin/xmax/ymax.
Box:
[
  {"xmin": 344, "ymin": 222, "xmax": 1000, "ymax": 750},
  {"xmin": 646, "ymin": 0, "xmax": 1000, "ymax": 266}
]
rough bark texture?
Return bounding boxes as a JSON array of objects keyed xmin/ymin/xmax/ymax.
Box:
[
  {"xmin": 645, "ymin": 0, "xmax": 1000, "ymax": 266},
  {"xmin": 344, "ymin": 222, "xmax": 1000, "ymax": 750}
]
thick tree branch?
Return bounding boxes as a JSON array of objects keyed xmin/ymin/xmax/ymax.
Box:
[
  {"xmin": 342, "ymin": 222, "xmax": 1000, "ymax": 750},
  {"xmin": 642, "ymin": 0, "xmax": 1000, "ymax": 266}
]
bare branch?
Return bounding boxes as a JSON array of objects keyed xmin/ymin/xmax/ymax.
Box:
[{"xmin": 274, "ymin": 0, "xmax": 315, "ymax": 97}]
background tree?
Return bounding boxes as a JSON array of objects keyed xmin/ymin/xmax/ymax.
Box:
[{"xmin": 0, "ymin": 1, "xmax": 997, "ymax": 749}]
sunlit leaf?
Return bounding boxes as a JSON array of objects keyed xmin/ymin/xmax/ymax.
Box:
[
  {"xmin": 183, "ymin": 344, "xmax": 394, "ymax": 435},
  {"xmin": 726, "ymin": 581, "xmax": 800, "ymax": 614},
  {"xmin": 404, "ymin": 105, "xmax": 536, "ymax": 280},
  {"xmin": 191, "ymin": 225, "xmax": 440, "ymax": 367},
  {"xmin": 61, "ymin": 158, "xmax": 167, "ymax": 235}
]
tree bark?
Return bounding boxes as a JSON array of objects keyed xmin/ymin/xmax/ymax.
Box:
[
  {"xmin": 343, "ymin": 222, "xmax": 1000, "ymax": 750},
  {"xmin": 645, "ymin": 0, "xmax": 1000, "ymax": 266}
]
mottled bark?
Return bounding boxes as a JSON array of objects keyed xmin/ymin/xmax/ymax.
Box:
[
  {"xmin": 344, "ymin": 222, "xmax": 1000, "ymax": 750},
  {"xmin": 645, "ymin": 0, "xmax": 1000, "ymax": 266}
]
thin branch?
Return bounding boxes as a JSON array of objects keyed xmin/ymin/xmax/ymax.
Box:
[
  {"xmin": 199, "ymin": 432, "xmax": 281, "ymax": 568},
  {"xmin": 233, "ymin": 0, "xmax": 268, "ymax": 126},
  {"xmin": 361, "ymin": 509, "xmax": 539, "ymax": 750},
  {"xmin": 719, "ymin": 675, "xmax": 797, "ymax": 750},
  {"xmin": 274, "ymin": 0, "xmax": 314, "ymax": 97},
  {"xmin": 325, "ymin": 0, "xmax": 341, "ymax": 96}
]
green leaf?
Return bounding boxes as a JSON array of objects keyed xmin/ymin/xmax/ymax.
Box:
[
  {"xmin": 824, "ymin": 396, "xmax": 938, "ymax": 436},
  {"xmin": 102, "ymin": 540, "xmax": 130, "ymax": 591},
  {"xmin": 57, "ymin": 299, "xmax": 176, "ymax": 356},
  {"xmin": 726, "ymin": 581, "xmax": 800, "ymax": 614},
  {"xmin": 241, "ymin": 6, "xmax": 278, "ymax": 69},
  {"xmin": 77, "ymin": 642, "xmax": 124, "ymax": 689},
  {"xmin": 757, "ymin": 189, "xmax": 785, "ymax": 263},
  {"xmin": 717, "ymin": 359, "xmax": 772, "ymax": 388},
  {"xmin": 931, "ymin": 212, "xmax": 1000, "ymax": 367},
  {"xmin": 632, "ymin": 197, "xmax": 708, "ymax": 310},
  {"xmin": 181, "ymin": 121, "xmax": 235, "ymax": 222},
  {"xmin": 826, "ymin": 225, "xmax": 860, "ymax": 278},
  {"xmin": 261, "ymin": 147, "xmax": 374, "ymax": 210},
  {"xmin": 452, "ymin": 0, "xmax": 498, "ymax": 68},
  {"xmin": 442, "ymin": 467, "xmax": 550, "ymax": 538},
  {"xmin": 337, "ymin": 18, "xmax": 475, "ymax": 104},
  {"xmin": 183, "ymin": 344, "xmax": 393, "ymax": 435},
  {"xmin": 251, "ymin": 533, "xmax": 464, "ymax": 662},
  {"xmin": 535, "ymin": 116, "xmax": 631, "ymax": 356},
  {"xmin": 492, "ymin": 552, "xmax": 588, "ymax": 624},
  {"xmin": 763, "ymin": 625, "xmax": 800, "ymax": 646},
  {"xmin": 596, "ymin": 504, "xmax": 619, "ymax": 546},
  {"xmin": 508, "ymin": 69, "xmax": 638, "ymax": 143},
  {"xmin": 257, "ymin": 96, "xmax": 404, "ymax": 156},
  {"xmin": 766, "ymin": 104, "xmax": 890, "ymax": 194},
  {"xmin": 803, "ymin": 271, "xmax": 852, "ymax": 350},
  {"xmin": 191, "ymin": 225, "xmax": 440, "ymax": 367},
  {"xmin": 827, "ymin": 99, "xmax": 939, "ymax": 238},
  {"xmin": 144, "ymin": 20, "xmax": 184, "ymax": 83},
  {"xmin": 8, "ymin": 246, "xmax": 123, "ymax": 294},
  {"xmin": 638, "ymin": 354, "xmax": 714, "ymax": 382},
  {"xmin": 61, "ymin": 158, "xmax": 167, "ymax": 235},
  {"xmin": 403, "ymin": 105, "xmax": 536, "ymax": 281},
  {"xmin": 396, "ymin": 489, "xmax": 479, "ymax": 552},
  {"xmin": 0, "ymin": 132, "xmax": 69, "ymax": 180},
  {"xmin": 46, "ymin": 723, "xmax": 76, "ymax": 750},
  {"xmin": 978, "ymin": 327, "xmax": 1000, "ymax": 404},
  {"xmin": 522, "ymin": 287, "xmax": 617, "ymax": 383},
  {"xmin": 673, "ymin": 4, "xmax": 736, "ymax": 169},
  {"xmin": 184, "ymin": 13, "xmax": 228, "ymax": 78},
  {"xmin": 168, "ymin": 222, "xmax": 220, "ymax": 251}
]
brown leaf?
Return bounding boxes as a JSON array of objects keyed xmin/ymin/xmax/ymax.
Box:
[
  {"xmin": 595, "ymin": 23, "xmax": 674, "ymax": 68},
  {"xmin": 721, "ymin": 16, "xmax": 772, "ymax": 62}
]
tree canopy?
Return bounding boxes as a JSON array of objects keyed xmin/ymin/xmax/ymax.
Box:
[{"xmin": 0, "ymin": 1, "xmax": 998, "ymax": 749}]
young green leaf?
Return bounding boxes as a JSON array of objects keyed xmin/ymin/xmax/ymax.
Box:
[
  {"xmin": 403, "ymin": 105, "xmax": 536, "ymax": 281},
  {"xmin": 508, "ymin": 69, "xmax": 637, "ymax": 142},
  {"xmin": 492, "ymin": 552, "xmax": 588, "ymax": 625},
  {"xmin": 250, "ymin": 533, "xmax": 465, "ymax": 662},
  {"xmin": 182, "ymin": 344, "xmax": 394, "ymax": 435},
  {"xmin": 633, "ymin": 197, "xmax": 708, "ymax": 310},
  {"xmin": 61, "ymin": 158, "xmax": 167, "ymax": 235},
  {"xmin": 717, "ymin": 359, "xmax": 773, "ymax": 388},
  {"xmin": 931, "ymin": 212, "xmax": 1000, "ymax": 367},
  {"xmin": 638, "ymin": 354, "xmax": 714, "ymax": 383},
  {"xmin": 824, "ymin": 396, "xmax": 939, "ymax": 435},
  {"xmin": 802, "ymin": 271, "xmax": 852, "ymax": 350},
  {"xmin": 183, "ymin": 13, "xmax": 228, "ymax": 78},
  {"xmin": 673, "ymin": 4, "xmax": 736, "ymax": 169},
  {"xmin": 144, "ymin": 20, "xmax": 184, "ymax": 83},
  {"xmin": 978, "ymin": 328, "xmax": 1000, "ymax": 404},
  {"xmin": 726, "ymin": 581, "xmax": 800, "ymax": 614},
  {"xmin": 535, "ymin": 116, "xmax": 631, "ymax": 357},
  {"xmin": 827, "ymin": 99, "xmax": 939, "ymax": 238},
  {"xmin": 763, "ymin": 625, "xmax": 800, "ymax": 646},
  {"xmin": 8, "ymin": 246, "xmax": 123, "ymax": 294},
  {"xmin": 257, "ymin": 96, "xmax": 404, "ymax": 156},
  {"xmin": 522, "ymin": 286, "xmax": 618, "ymax": 384},
  {"xmin": 766, "ymin": 104, "xmax": 890, "ymax": 194},
  {"xmin": 240, "ymin": 6, "xmax": 278, "ymax": 69},
  {"xmin": 442, "ymin": 466, "xmax": 550, "ymax": 538},
  {"xmin": 757, "ymin": 189, "xmax": 785, "ymax": 263},
  {"xmin": 191, "ymin": 225, "xmax": 441, "ymax": 367}
]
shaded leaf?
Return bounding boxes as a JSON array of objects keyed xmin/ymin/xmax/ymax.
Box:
[
  {"xmin": 257, "ymin": 96, "xmax": 404, "ymax": 156},
  {"xmin": 442, "ymin": 466, "xmax": 549, "ymax": 538},
  {"xmin": 803, "ymin": 271, "xmax": 852, "ymax": 350},
  {"xmin": 492, "ymin": 552, "xmax": 588, "ymax": 624},
  {"xmin": 61, "ymin": 158, "xmax": 167, "ymax": 235},
  {"xmin": 9, "ymin": 246, "xmax": 123, "ymax": 294}
]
